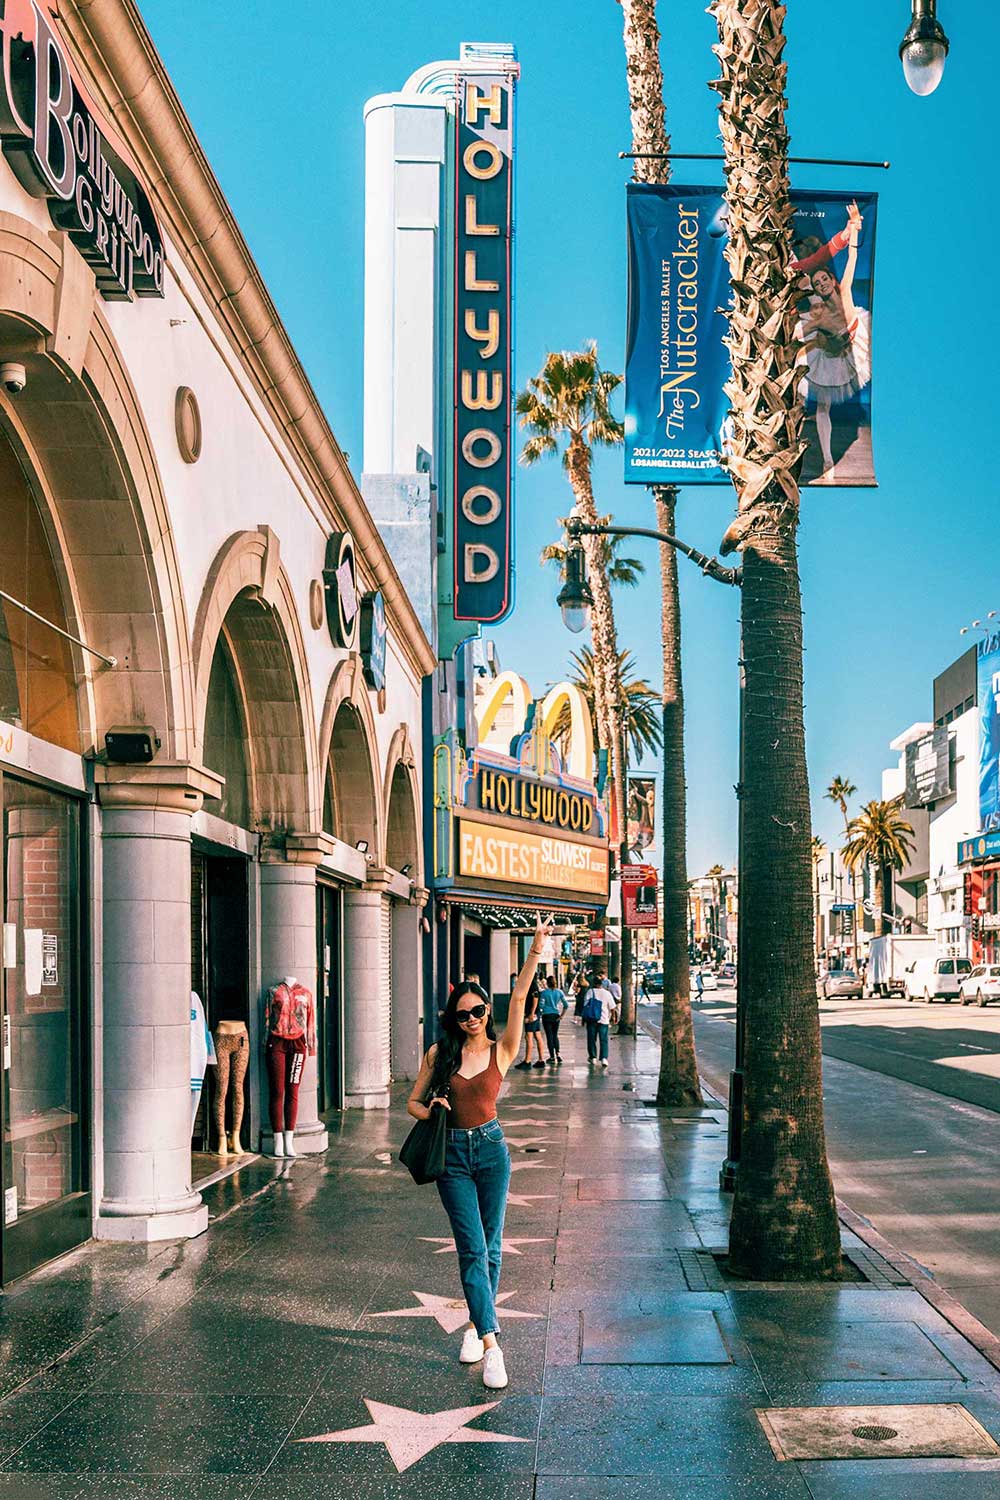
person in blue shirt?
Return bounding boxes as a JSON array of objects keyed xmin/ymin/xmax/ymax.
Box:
[{"xmin": 537, "ymin": 975, "xmax": 568, "ymax": 1065}]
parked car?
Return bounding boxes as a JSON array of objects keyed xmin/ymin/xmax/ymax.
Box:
[
  {"xmin": 903, "ymin": 956, "xmax": 973, "ymax": 1002},
  {"xmin": 718, "ymin": 963, "xmax": 736, "ymax": 985},
  {"xmin": 698, "ymin": 969, "xmax": 718, "ymax": 991},
  {"xmin": 822, "ymin": 969, "xmax": 863, "ymax": 1000},
  {"xmin": 646, "ymin": 970, "xmax": 664, "ymax": 994},
  {"xmin": 959, "ymin": 964, "xmax": 1000, "ymax": 1007}
]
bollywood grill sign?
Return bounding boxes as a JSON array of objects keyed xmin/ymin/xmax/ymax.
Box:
[
  {"xmin": 453, "ymin": 70, "xmax": 514, "ymax": 622},
  {"xmin": 0, "ymin": 1, "xmax": 164, "ymax": 300}
]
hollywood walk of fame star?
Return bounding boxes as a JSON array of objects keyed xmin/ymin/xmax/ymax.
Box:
[
  {"xmin": 504, "ymin": 1103, "xmax": 558, "ymax": 1112},
  {"xmin": 503, "ymin": 1117, "xmax": 566, "ymax": 1127},
  {"xmin": 372, "ymin": 1290, "xmax": 541, "ymax": 1334},
  {"xmin": 506, "ymin": 1191, "xmax": 555, "ymax": 1208},
  {"xmin": 502, "ymin": 1136, "xmax": 556, "ymax": 1148},
  {"xmin": 420, "ymin": 1235, "xmax": 549, "ymax": 1255},
  {"xmin": 297, "ymin": 1398, "xmax": 529, "ymax": 1473},
  {"xmin": 509, "ymin": 1160, "xmax": 556, "ymax": 1172}
]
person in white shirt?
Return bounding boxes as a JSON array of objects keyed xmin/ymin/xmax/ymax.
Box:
[{"xmin": 581, "ymin": 972, "xmax": 617, "ymax": 1068}]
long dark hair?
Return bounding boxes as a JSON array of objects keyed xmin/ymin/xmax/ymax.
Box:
[{"xmin": 427, "ymin": 981, "xmax": 496, "ymax": 1098}]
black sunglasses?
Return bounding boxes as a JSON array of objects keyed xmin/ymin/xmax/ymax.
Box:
[{"xmin": 456, "ymin": 1003, "xmax": 488, "ymax": 1021}]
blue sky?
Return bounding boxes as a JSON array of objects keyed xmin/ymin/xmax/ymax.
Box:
[{"xmin": 140, "ymin": 1, "xmax": 992, "ymax": 872}]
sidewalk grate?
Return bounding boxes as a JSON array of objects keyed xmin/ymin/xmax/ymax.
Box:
[{"xmin": 757, "ymin": 1403, "xmax": 1000, "ymax": 1461}]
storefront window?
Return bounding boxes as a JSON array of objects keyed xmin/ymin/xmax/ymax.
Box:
[
  {"xmin": 2, "ymin": 776, "xmax": 86, "ymax": 1279},
  {"xmin": 0, "ymin": 433, "xmax": 79, "ymax": 754}
]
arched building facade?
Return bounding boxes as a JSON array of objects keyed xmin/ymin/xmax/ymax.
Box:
[{"xmin": 0, "ymin": 2, "xmax": 433, "ymax": 1279}]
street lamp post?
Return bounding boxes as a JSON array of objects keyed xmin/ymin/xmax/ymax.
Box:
[{"xmin": 557, "ymin": 515, "xmax": 740, "ymax": 1071}]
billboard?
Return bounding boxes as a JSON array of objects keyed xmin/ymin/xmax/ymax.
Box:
[
  {"xmin": 904, "ymin": 727, "xmax": 951, "ymax": 808},
  {"xmin": 625, "ymin": 184, "xmax": 878, "ymax": 488},
  {"xmin": 627, "ymin": 775, "xmax": 656, "ymax": 862},
  {"xmin": 978, "ymin": 630, "xmax": 1000, "ymax": 834},
  {"xmin": 453, "ymin": 73, "xmax": 515, "ymax": 622},
  {"xmin": 622, "ymin": 864, "xmax": 658, "ymax": 929}
]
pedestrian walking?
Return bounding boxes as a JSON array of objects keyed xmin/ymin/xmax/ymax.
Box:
[
  {"xmin": 694, "ymin": 968, "xmax": 705, "ymax": 999},
  {"xmin": 514, "ymin": 976, "xmax": 546, "ymax": 1069},
  {"xmin": 537, "ymin": 974, "xmax": 568, "ymax": 1064},
  {"xmin": 581, "ymin": 971, "xmax": 617, "ymax": 1068},
  {"xmin": 407, "ymin": 915, "xmax": 552, "ymax": 1390}
]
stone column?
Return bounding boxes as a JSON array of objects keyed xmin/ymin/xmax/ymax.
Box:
[
  {"xmin": 95, "ymin": 763, "xmax": 222, "ymax": 1243},
  {"xmin": 391, "ymin": 888, "xmax": 426, "ymax": 1080},
  {"xmin": 343, "ymin": 870, "xmax": 391, "ymax": 1108},
  {"xmin": 258, "ymin": 833, "xmax": 330, "ymax": 1154}
]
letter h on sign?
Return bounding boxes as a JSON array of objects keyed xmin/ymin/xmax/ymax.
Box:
[{"xmin": 453, "ymin": 70, "xmax": 515, "ymax": 623}]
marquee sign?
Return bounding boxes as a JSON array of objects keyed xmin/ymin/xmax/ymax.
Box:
[
  {"xmin": 471, "ymin": 765, "xmax": 596, "ymax": 834},
  {"xmin": 453, "ymin": 70, "xmax": 514, "ymax": 622},
  {"xmin": 0, "ymin": 1, "xmax": 164, "ymax": 300},
  {"xmin": 458, "ymin": 815, "xmax": 609, "ymax": 900}
]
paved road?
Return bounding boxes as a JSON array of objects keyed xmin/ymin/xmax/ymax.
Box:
[{"xmin": 644, "ymin": 990, "xmax": 1000, "ymax": 1340}]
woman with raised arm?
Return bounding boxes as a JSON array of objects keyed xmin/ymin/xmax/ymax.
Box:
[
  {"xmin": 407, "ymin": 914, "xmax": 552, "ymax": 1390},
  {"xmin": 799, "ymin": 201, "xmax": 871, "ymax": 481}
]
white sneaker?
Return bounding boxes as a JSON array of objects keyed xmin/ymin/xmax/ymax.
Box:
[
  {"xmin": 459, "ymin": 1327, "xmax": 485, "ymax": 1364},
  {"xmin": 601, "ymin": 1059, "xmax": 609, "ymax": 1069},
  {"xmin": 482, "ymin": 1346, "xmax": 508, "ymax": 1390}
]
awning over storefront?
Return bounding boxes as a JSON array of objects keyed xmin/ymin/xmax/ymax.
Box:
[{"xmin": 439, "ymin": 889, "xmax": 604, "ymax": 928}]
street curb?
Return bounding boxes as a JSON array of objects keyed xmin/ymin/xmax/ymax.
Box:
[
  {"xmin": 836, "ymin": 1198, "xmax": 1000, "ymax": 1376},
  {"xmin": 640, "ymin": 1012, "xmax": 1000, "ymax": 1375}
]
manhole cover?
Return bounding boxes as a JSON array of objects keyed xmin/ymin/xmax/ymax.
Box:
[{"xmin": 852, "ymin": 1424, "xmax": 898, "ymax": 1441}]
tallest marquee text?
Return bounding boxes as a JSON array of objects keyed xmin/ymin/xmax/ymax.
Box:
[{"xmin": 453, "ymin": 70, "xmax": 515, "ymax": 623}]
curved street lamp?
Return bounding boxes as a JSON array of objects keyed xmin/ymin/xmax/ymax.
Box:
[
  {"xmin": 900, "ymin": 0, "xmax": 949, "ymax": 96},
  {"xmin": 556, "ymin": 542, "xmax": 594, "ymax": 634}
]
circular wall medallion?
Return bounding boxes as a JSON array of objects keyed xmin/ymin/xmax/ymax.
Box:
[
  {"xmin": 174, "ymin": 386, "xmax": 202, "ymax": 463},
  {"xmin": 322, "ymin": 531, "xmax": 360, "ymax": 650},
  {"xmin": 308, "ymin": 578, "xmax": 324, "ymax": 630}
]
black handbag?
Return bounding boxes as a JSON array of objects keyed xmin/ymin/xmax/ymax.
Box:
[{"xmin": 399, "ymin": 1096, "xmax": 449, "ymax": 1184}]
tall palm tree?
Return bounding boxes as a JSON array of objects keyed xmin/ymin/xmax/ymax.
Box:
[
  {"xmin": 541, "ymin": 517, "xmax": 645, "ymax": 591},
  {"xmin": 825, "ymin": 776, "xmax": 858, "ymax": 965},
  {"xmin": 616, "ymin": 0, "xmax": 702, "ymax": 1108},
  {"xmin": 842, "ymin": 800, "xmax": 915, "ymax": 939},
  {"xmin": 517, "ymin": 345, "xmax": 635, "ymax": 1026},
  {"xmin": 711, "ymin": 0, "xmax": 841, "ymax": 1279},
  {"xmin": 554, "ymin": 647, "xmax": 663, "ymax": 765}
]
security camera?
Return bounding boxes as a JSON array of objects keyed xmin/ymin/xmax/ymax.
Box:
[{"xmin": 0, "ymin": 363, "xmax": 26, "ymax": 394}]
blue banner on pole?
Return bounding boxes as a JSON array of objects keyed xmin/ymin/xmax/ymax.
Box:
[
  {"xmin": 978, "ymin": 630, "xmax": 1000, "ymax": 834},
  {"xmin": 625, "ymin": 184, "xmax": 878, "ymax": 488}
]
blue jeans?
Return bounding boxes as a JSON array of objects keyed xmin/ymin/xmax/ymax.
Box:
[
  {"xmin": 586, "ymin": 1019, "xmax": 609, "ymax": 1060},
  {"xmin": 436, "ymin": 1119, "xmax": 511, "ymax": 1337}
]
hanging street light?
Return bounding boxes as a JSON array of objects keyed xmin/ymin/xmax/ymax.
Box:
[
  {"xmin": 900, "ymin": 0, "xmax": 949, "ymax": 96},
  {"xmin": 556, "ymin": 540, "xmax": 594, "ymax": 634}
]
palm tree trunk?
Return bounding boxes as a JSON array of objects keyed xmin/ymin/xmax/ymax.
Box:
[
  {"xmin": 618, "ymin": 0, "xmax": 699, "ymax": 1089},
  {"xmin": 655, "ymin": 486, "xmax": 701, "ymax": 1103},
  {"xmin": 874, "ymin": 865, "xmax": 885, "ymax": 939},
  {"xmin": 564, "ymin": 437, "xmax": 632, "ymax": 1020},
  {"xmin": 712, "ymin": 0, "xmax": 840, "ymax": 1279}
]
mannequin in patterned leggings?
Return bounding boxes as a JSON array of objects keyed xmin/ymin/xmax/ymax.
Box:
[{"xmin": 213, "ymin": 1020, "xmax": 249, "ymax": 1156}]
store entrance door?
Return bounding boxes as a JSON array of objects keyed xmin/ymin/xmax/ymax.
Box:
[
  {"xmin": 317, "ymin": 881, "xmax": 342, "ymax": 1114},
  {"xmin": 191, "ymin": 849, "xmax": 250, "ymax": 1168},
  {"xmin": 1, "ymin": 775, "xmax": 88, "ymax": 1283}
]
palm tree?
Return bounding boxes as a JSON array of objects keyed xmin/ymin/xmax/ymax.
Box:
[
  {"xmin": 554, "ymin": 647, "xmax": 663, "ymax": 765},
  {"xmin": 825, "ymin": 776, "xmax": 859, "ymax": 965},
  {"xmin": 616, "ymin": 0, "xmax": 702, "ymax": 1108},
  {"xmin": 711, "ymin": 0, "xmax": 841, "ymax": 1279},
  {"xmin": 541, "ymin": 516, "xmax": 644, "ymax": 591},
  {"xmin": 517, "ymin": 345, "xmax": 636, "ymax": 1028},
  {"xmin": 842, "ymin": 800, "xmax": 916, "ymax": 939}
]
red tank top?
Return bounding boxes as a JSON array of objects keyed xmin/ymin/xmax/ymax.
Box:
[{"xmin": 449, "ymin": 1044, "xmax": 502, "ymax": 1129}]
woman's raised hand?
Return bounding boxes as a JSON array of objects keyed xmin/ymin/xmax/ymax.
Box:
[{"xmin": 531, "ymin": 913, "xmax": 555, "ymax": 955}]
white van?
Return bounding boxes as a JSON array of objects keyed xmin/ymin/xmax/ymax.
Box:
[{"xmin": 903, "ymin": 955, "xmax": 973, "ymax": 1002}]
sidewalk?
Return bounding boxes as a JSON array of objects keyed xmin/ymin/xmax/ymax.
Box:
[{"xmin": 0, "ymin": 1026, "xmax": 999, "ymax": 1497}]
